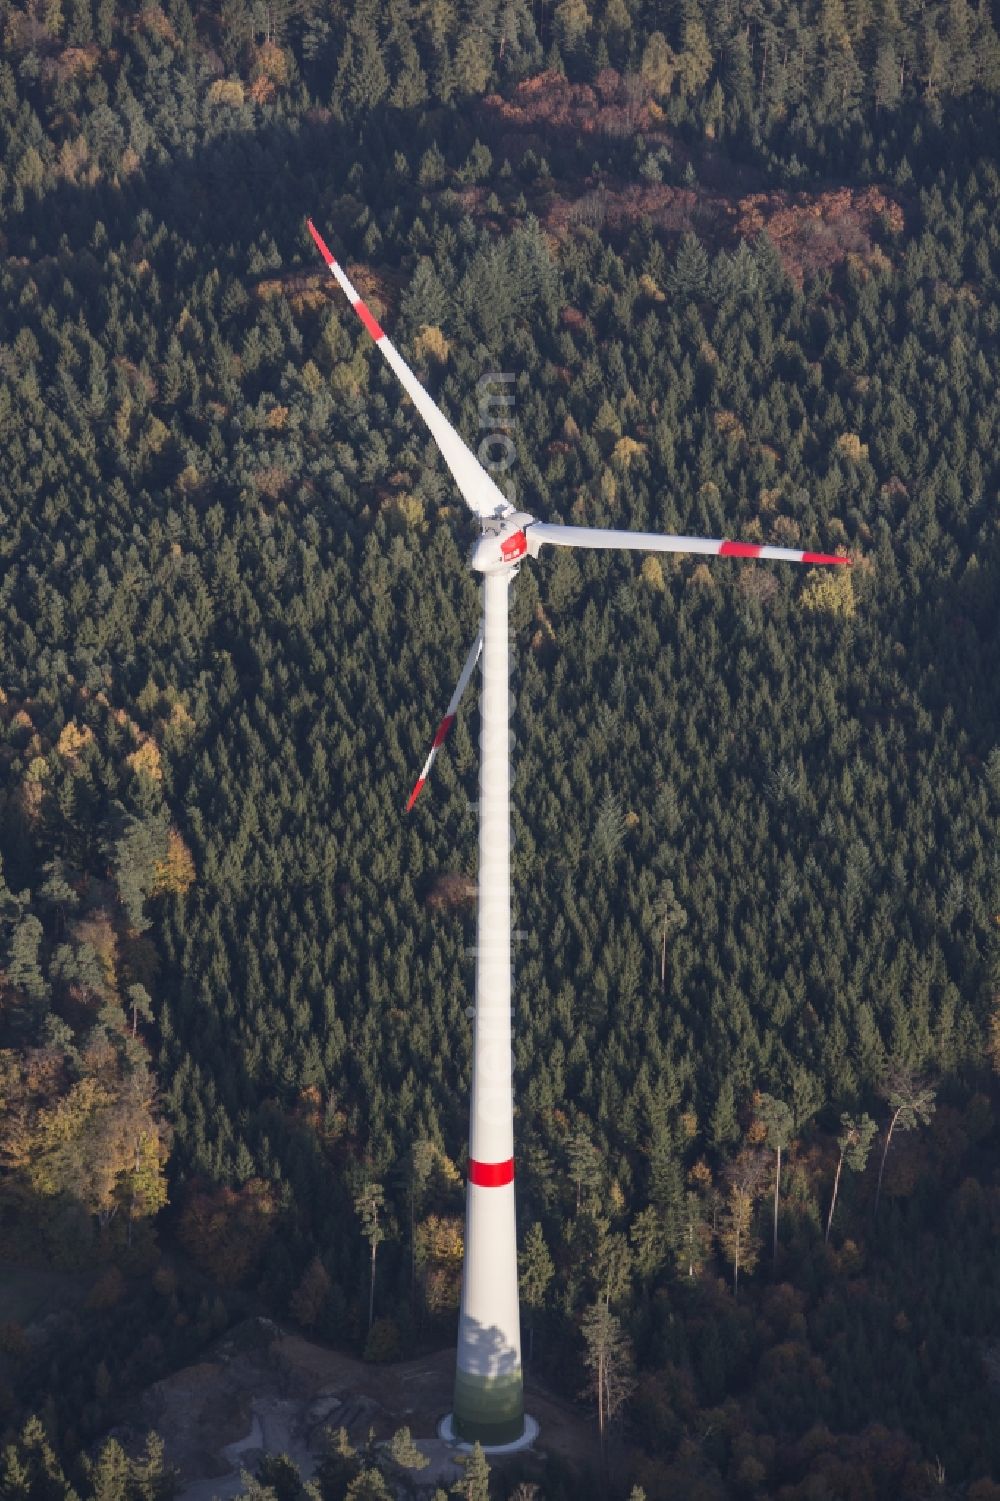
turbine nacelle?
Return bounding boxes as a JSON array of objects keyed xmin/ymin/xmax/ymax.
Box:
[{"xmin": 469, "ymin": 512, "xmax": 538, "ymax": 573}]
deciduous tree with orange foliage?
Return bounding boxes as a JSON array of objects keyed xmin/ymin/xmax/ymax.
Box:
[{"xmin": 177, "ymin": 1179, "xmax": 279, "ymax": 1286}]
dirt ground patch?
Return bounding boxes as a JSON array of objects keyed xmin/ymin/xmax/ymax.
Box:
[{"xmin": 136, "ymin": 1319, "xmax": 605, "ymax": 1499}]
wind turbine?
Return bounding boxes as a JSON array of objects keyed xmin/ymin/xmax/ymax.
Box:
[{"xmin": 306, "ymin": 218, "xmax": 849, "ymax": 1447}]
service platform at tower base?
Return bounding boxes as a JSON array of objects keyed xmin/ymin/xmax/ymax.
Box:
[{"xmin": 438, "ymin": 1410, "xmax": 540, "ymax": 1455}]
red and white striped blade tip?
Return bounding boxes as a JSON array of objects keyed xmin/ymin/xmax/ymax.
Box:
[
  {"xmin": 718, "ymin": 540, "xmax": 851, "ymax": 564},
  {"xmin": 405, "ymin": 715, "xmax": 455, "ymax": 813},
  {"xmin": 307, "ymin": 218, "xmax": 334, "ymax": 265},
  {"xmin": 405, "ymin": 778, "xmax": 425, "ymax": 813}
]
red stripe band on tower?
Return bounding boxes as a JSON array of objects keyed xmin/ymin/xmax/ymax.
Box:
[
  {"xmin": 468, "ymin": 1157, "xmax": 515, "ymax": 1187},
  {"xmin": 307, "ymin": 220, "xmax": 335, "ymax": 266},
  {"xmin": 802, "ymin": 552, "xmax": 851, "ymax": 566},
  {"xmin": 432, "ymin": 714, "xmax": 455, "ymax": 749},
  {"xmin": 720, "ymin": 540, "xmax": 762, "ymax": 558},
  {"xmin": 356, "ymin": 301, "xmax": 384, "ymax": 341}
]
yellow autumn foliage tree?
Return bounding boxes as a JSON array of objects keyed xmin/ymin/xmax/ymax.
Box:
[
  {"xmin": 72, "ymin": 910, "xmax": 118, "ymax": 992},
  {"xmin": 152, "ymin": 829, "xmax": 196, "ymax": 896},
  {"xmin": 414, "ymin": 1213, "xmax": 464, "ymax": 1313},
  {"xmin": 688, "ymin": 563, "xmax": 716, "ymax": 589},
  {"xmin": 799, "ymin": 566, "xmax": 855, "ymax": 618},
  {"xmin": 0, "ymin": 1044, "xmax": 169, "ymax": 1249},
  {"xmin": 207, "ymin": 78, "xmax": 245, "ymax": 107},
  {"xmin": 641, "ymin": 30, "xmax": 678, "ymax": 95},
  {"xmin": 254, "ymin": 41, "xmax": 289, "ymax": 85},
  {"xmin": 330, "ymin": 351, "xmax": 370, "ymax": 403},
  {"xmin": 143, "ymin": 415, "xmax": 170, "ymax": 454},
  {"xmin": 836, "ymin": 432, "xmax": 869, "ymax": 462},
  {"xmin": 611, "ymin": 436, "xmax": 647, "ymax": 471},
  {"xmin": 389, "ymin": 494, "xmax": 426, "ymax": 530},
  {"xmin": 676, "ymin": 18, "xmax": 713, "ymax": 96},
  {"xmin": 25, "ymin": 755, "xmax": 48, "ymax": 783},
  {"xmin": 555, "ymin": 0, "xmax": 591, "ymax": 51},
  {"xmin": 413, "ymin": 324, "xmax": 450, "ymax": 365},
  {"xmin": 57, "ymin": 720, "xmax": 93, "ymax": 759},
  {"xmin": 127, "ymin": 739, "xmax": 163, "ymax": 782},
  {"xmin": 714, "ymin": 409, "xmax": 746, "ymax": 442},
  {"xmin": 162, "ymin": 700, "xmax": 195, "ymax": 752}
]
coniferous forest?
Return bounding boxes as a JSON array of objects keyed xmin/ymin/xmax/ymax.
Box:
[{"xmin": 1, "ymin": 0, "xmax": 1000, "ymax": 1495}]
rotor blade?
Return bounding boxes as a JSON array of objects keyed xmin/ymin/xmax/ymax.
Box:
[
  {"xmin": 406, "ymin": 626, "xmax": 485, "ymax": 812},
  {"xmin": 526, "ymin": 521, "xmax": 850, "ymax": 567},
  {"xmin": 307, "ymin": 220, "xmax": 511, "ymax": 523}
]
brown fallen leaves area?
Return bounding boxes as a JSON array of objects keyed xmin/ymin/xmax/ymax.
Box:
[
  {"xmin": 737, "ymin": 185, "xmax": 904, "ymax": 283},
  {"xmin": 43, "ymin": 45, "xmax": 101, "ymax": 84},
  {"xmin": 425, "ymin": 872, "xmax": 477, "ymax": 911},
  {"xmin": 261, "ymin": 251, "xmax": 402, "ymax": 319},
  {"xmin": 547, "ymin": 182, "xmax": 704, "ymax": 238},
  {"xmin": 480, "ymin": 70, "xmax": 904, "ymax": 284},
  {"xmin": 259, "ymin": 72, "xmax": 903, "ymax": 314},
  {"xmin": 482, "ymin": 67, "xmax": 660, "ymax": 137},
  {"xmin": 545, "ymin": 179, "xmax": 903, "ymax": 285}
]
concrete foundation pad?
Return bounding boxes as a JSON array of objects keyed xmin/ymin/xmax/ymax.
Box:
[{"xmin": 437, "ymin": 1412, "xmax": 540, "ymax": 1455}]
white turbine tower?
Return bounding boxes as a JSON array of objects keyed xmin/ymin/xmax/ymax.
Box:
[{"xmin": 307, "ymin": 219, "xmax": 849, "ymax": 1447}]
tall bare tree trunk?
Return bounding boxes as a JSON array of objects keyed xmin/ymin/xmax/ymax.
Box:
[
  {"xmin": 772, "ymin": 1145, "xmax": 781, "ymax": 1265},
  {"xmin": 596, "ymin": 1343, "xmax": 607, "ymax": 1481},
  {"xmin": 875, "ymin": 1107, "xmax": 902, "ymax": 1221},
  {"xmin": 825, "ymin": 1149, "xmax": 845, "ymax": 1243},
  {"xmin": 127, "ymin": 1139, "xmax": 140, "ymax": 1248}
]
